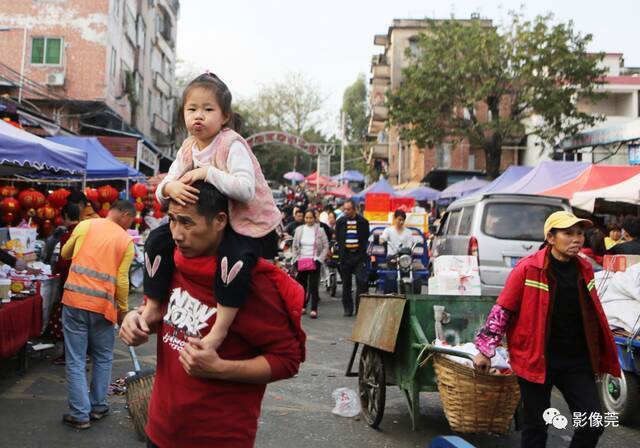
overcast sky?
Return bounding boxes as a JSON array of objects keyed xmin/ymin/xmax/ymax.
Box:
[{"xmin": 176, "ymin": 0, "xmax": 640, "ymax": 136}]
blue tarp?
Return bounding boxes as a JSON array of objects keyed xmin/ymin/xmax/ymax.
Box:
[
  {"xmin": 48, "ymin": 136, "xmax": 145, "ymax": 180},
  {"xmin": 439, "ymin": 177, "xmax": 490, "ymax": 199},
  {"xmin": 352, "ymin": 178, "xmax": 397, "ymax": 200},
  {"xmin": 332, "ymin": 170, "xmax": 365, "ymax": 182},
  {"xmin": 398, "ymin": 186, "xmax": 441, "ymax": 201},
  {"xmin": 491, "ymin": 161, "xmax": 589, "ymax": 195},
  {"xmin": 471, "ymin": 165, "xmax": 534, "ymax": 196},
  {"xmin": 0, "ymin": 120, "xmax": 86, "ymax": 174}
]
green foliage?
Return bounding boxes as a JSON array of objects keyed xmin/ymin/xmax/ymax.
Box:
[
  {"xmin": 342, "ymin": 75, "xmax": 370, "ymax": 143},
  {"xmin": 387, "ymin": 12, "xmax": 606, "ymax": 178},
  {"xmin": 235, "ymin": 75, "xmax": 328, "ymax": 180}
]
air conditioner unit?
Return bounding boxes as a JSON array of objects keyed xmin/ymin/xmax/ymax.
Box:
[{"xmin": 46, "ymin": 72, "xmax": 65, "ymax": 86}]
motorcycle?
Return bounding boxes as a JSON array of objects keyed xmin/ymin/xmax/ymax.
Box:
[
  {"xmin": 324, "ymin": 240, "xmax": 340, "ymax": 297},
  {"xmin": 388, "ymin": 243, "xmax": 423, "ymax": 295},
  {"xmin": 276, "ymin": 236, "xmax": 295, "ymax": 276}
]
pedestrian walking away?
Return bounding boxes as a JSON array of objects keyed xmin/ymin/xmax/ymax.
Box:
[
  {"xmin": 473, "ymin": 211, "xmax": 620, "ymax": 448},
  {"xmin": 120, "ymin": 182, "xmax": 305, "ymax": 448},
  {"xmin": 147, "ymin": 72, "xmax": 281, "ymax": 355},
  {"xmin": 59, "ymin": 200, "xmax": 136, "ymax": 429},
  {"xmin": 335, "ymin": 199, "xmax": 369, "ymax": 316},
  {"xmin": 292, "ymin": 209, "xmax": 329, "ymax": 318}
]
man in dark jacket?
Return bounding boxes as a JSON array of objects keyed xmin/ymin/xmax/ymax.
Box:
[{"xmin": 335, "ymin": 199, "xmax": 369, "ymax": 316}]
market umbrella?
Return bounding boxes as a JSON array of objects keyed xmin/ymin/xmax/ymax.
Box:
[
  {"xmin": 283, "ymin": 171, "xmax": 305, "ymax": 182},
  {"xmin": 352, "ymin": 178, "xmax": 398, "ymax": 200},
  {"xmin": 305, "ymin": 171, "xmax": 337, "ymax": 187},
  {"xmin": 398, "ymin": 186, "xmax": 441, "ymax": 201}
]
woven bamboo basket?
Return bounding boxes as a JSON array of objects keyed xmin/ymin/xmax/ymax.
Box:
[
  {"xmin": 433, "ymin": 354, "xmax": 520, "ymax": 434},
  {"xmin": 125, "ymin": 369, "xmax": 155, "ymax": 440}
]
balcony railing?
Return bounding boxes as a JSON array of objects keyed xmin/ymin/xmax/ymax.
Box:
[
  {"xmin": 371, "ymin": 143, "xmax": 388, "ymax": 159},
  {"xmin": 372, "ymin": 105, "xmax": 388, "ymax": 121},
  {"xmin": 372, "ymin": 64, "xmax": 390, "ymax": 79},
  {"xmin": 154, "ymin": 72, "xmax": 171, "ymax": 97}
]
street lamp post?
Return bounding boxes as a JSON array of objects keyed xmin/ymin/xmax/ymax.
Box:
[{"xmin": 0, "ymin": 26, "xmax": 28, "ymax": 103}]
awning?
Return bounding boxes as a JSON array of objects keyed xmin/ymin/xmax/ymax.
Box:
[
  {"xmin": 326, "ymin": 184, "xmax": 356, "ymax": 198},
  {"xmin": 332, "ymin": 170, "xmax": 365, "ymax": 182},
  {"xmin": 0, "ymin": 119, "xmax": 86, "ymax": 175},
  {"xmin": 540, "ymin": 165, "xmax": 640, "ymax": 199},
  {"xmin": 439, "ymin": 177, "xmax": 490, "ymax": 199},
  {"xmin": 561, "ymin": 119, "xmax": 640, "ymax": 151},
  {"xmin": 572, "ymin": 173, "xmax": 640, "ymax": 212},
  {"xmin": 492, "ymin": 161, "xmax": 589, "ymax": 195},
  {"xmin": 398, "ymin": 186, "xmax": 441, "ymax": 201},
  {"xmin": 48, "ymin": 136, "xmax": 144, "ymax": 180}
]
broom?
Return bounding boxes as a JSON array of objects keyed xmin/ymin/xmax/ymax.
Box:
[{"xmin": 125, "ymin": 345, "xmax": 155, "ymax": 440}]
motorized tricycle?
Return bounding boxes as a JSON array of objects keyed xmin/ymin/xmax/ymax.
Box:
[{"xmin": 368, "ymin": 226, "xmax": 430, "ymax": 294}]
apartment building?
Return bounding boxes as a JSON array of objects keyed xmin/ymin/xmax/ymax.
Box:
[
  {"xmin": 0, "ymin": 0, "xmax": 179, "ymax": 174},
  {"xmin": 524, "ymin": 53, "xmax": 640, "ymax": 166},
  {"xmin": 368, "ymin": 17, "xmax": 516, "ymax": 188}
]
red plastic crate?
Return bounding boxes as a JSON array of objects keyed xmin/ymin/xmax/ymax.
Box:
[
  {"xmin": 365, "ymin": 193, "xmax": 391, "ymax": 212},
  {"xmin": 390, "ymin": 197, "xmax": 415, "ymax": 212}
]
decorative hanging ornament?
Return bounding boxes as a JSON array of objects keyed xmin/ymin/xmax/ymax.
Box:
[
  {"xmin": 18, "ymin": 188, "xmax": 46, "ymax": 210},
  {"xmin": 0, "ymin": 197, "xmax": 20, "ymax": 214},
  {"xmin": 131, "ymin": 183, "xmax": 148, "ymax": 199},
  {"xmin": 85, "ymin": 187, "xmax": 99, "ymax": 203},
  {"xmin": 48, "ymin": 188, "xmax": 71, "ymax": 208}
]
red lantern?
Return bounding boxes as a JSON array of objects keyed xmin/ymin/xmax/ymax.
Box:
[
  {"xmin": 54, "ymin": 215, "xmax": 64, "ymax": 226},
  {"xmin": 40, "ymin": 219, "xmax": 53, "ymax": 237},
  {"xmin": 36, "ymin": 205, "xmax": 56, "ymax": 220},
  {"xmin": 98, "ymin": 208, "xmax": 109, "ymax": 218},
  {"xmin": 98, "ymin": 185, "xmax": 118, "ymax": 203},
  {"xmin": 101, "ymin": 202, "xmax": 110, "ymax": 211},
  {"xmin": 135, "ymin": 200, "xmax": 145, "ymax": 212},
  {"xmin": 153, "ymin": 210, "xmax": 164, "ymax": 219},
  {"xmin": 0, "ymin": 197, "xmax": 20, "ymax": 214},
  {"xmin": 2, "ymin": 212, "xmax": 15, "ymax": 226},
  {"xmin": 48, "ymin": 188, "xmax": 70, "ymax": 208},
  {"xmin": 85, "ymin": 187, "xmax": 99, "ymax": 203},
  {"xmin": 0, "ymin": 185, "xmax": 10, "ymax": 197},
  {"xmin": 18, "ymin": 188, "xmax": 45, "ymax": 209},
  {"xmin": 131, "ymin": 183, "xmax": 148, "ymax": 199},
  {"xmin": 6, "ymin": 186, "xmax": 18, "ymax": 198}
]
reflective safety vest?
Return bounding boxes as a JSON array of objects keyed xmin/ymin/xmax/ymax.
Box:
[{"xmin": 62, "ymin": 218, "xmax": 132, "ymax": 323}]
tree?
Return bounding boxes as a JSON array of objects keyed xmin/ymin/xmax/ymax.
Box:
[
  {"xmin": 337, "ymin": 75, "xmax": 372, "ymax": 178},
  {"xmin": 239, "ymin": 71, "xmax": 326, "ymax": 174},
  {"xmin": 387, "ymin": 13, "xmax": 606, "ymax": 179},
  {"xmin": 342, "ymin": 75, "xmax": 370, "ymax": 143}
]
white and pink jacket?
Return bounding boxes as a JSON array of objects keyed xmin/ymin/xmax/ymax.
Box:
[{"xmin": 157, "ymin": 128, "xmax": 281, "ymax": 238}]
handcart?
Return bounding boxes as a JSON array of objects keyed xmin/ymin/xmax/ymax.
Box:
[{"xmin": 346, "ymin": 294, "xmax": 519, "ymax": 432}]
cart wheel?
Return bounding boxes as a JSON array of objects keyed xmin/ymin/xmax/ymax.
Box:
[
  {"xmin": 329, "ymin": 274, "xmax": 337, "ymax": 297},
  {"xmin": 599, "ymin": 371, "xmax": 640, "ymax": 424},
  {"xmin": 358, "ymin": 346, "xmax": 386, "ymax": 428}
]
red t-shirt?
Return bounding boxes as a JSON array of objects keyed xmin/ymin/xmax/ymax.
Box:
[{"xmin": 146, "ymin": 250, "xmax": 305, "ymax": 448}]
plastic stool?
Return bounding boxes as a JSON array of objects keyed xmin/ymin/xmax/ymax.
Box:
[{"xmin": 428, "ymin": 435, "xmax": 476, "ymax": 448}]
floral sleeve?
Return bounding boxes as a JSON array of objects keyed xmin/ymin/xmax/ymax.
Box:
[{"xmin": 475, "ymin": 304, "xmax": 513, "ymax": 358}]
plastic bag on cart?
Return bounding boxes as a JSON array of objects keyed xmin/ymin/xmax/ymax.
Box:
[{"xmin": 331, "ymin": 387, "xmax": 361, "ymax": 417}]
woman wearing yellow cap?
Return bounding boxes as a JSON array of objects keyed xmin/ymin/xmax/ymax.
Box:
[{"xmin": 473, "ymin": 211, "xmax": 620, "ymax": 448}]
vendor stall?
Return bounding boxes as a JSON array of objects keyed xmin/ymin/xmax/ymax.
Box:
[
  {"xmin": 0, "ymin": 120, "xmax": 86, "ymax": 177},
  {"xmin": 0, "ymin": 293, "xmax": 42, "ymax": 370},
  {"xmin": 571, "ymin": 172, "xmax": 640, "ymax": 212}
]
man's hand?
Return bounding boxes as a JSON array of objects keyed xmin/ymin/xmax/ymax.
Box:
[
  {"xmin": 120, "ymin": 309, "xmax": 151, "ymax": 346},
  {"xmin": 14, "ymin": 259, "xmax": 40, "ymax": 274},
  {"xmin": 179, "ymin": 337, "xmax": 228, "ymax": 379},
  {"xmin": 163, "ymin": 180, "xmax": 199, "ymax": 206},
  {"xmin": 179, "ymin": 167, "xmax": 208, "ymax": 186},
  {"xmin": 473, "ymin": 352, "xmax": 491, "ymax": 373}
]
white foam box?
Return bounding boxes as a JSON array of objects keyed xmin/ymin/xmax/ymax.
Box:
[
  {"xmin": 428, "ymin": 272, "xmax": 481, "ymax": 296},
  {"xmin": 433, "ymin": 256, "xmax": 479, "ymax": 276}
]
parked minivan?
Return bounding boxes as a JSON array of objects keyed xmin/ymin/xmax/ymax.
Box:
[{"xmin": 431, "ymin": 194, "xmax": 572, "ymax": 295}]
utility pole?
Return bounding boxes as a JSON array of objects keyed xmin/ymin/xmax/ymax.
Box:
[{"xmin": 340, "ymin": 111, "xmax": 346, "ymax": 186}]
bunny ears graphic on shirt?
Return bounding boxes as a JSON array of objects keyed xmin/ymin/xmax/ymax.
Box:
[
  {"xmin": 220, "ymin": 257, "xmax": 243, "ymax": 286},
  {"xmin": 145, "ymin": 254, "xmax": 161, "ymax": 278}
]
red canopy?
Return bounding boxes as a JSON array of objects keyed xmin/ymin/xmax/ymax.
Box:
[
  {"xmin": 326, "ymin": 184, "xmax": 355, "ymax": 198},
  {"xmin": 305, "ymin": 171, "xmax": 336, "ymax": 187},
  {"xmin": 540, "ymin": 165, "xmax": 640, "ymax": 199}
]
